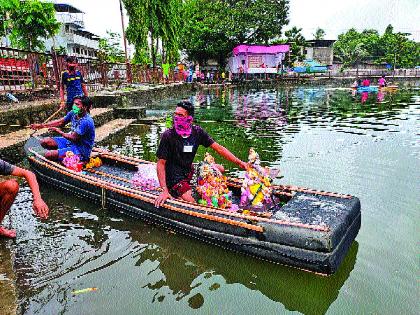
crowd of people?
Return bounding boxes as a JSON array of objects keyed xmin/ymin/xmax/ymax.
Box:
[
  {"xmin": 174, "ymin": 64, "xmax": 227, "ymax": 84},
  {"xmin": 352, "ymin": 75, "xmax": 388, "ymax": 88}
]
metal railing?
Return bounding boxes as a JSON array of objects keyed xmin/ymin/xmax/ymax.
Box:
[
  {"xmin": 1, "ymin": 46, "xmax": 419, "ymax": 94},
  {"xmin": 0, "ymin": 46, "xmax": 188, "ymax": 94}
]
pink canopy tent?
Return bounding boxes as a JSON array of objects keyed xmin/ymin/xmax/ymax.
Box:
[
  {"xmin": 233, "ymin": 44, "xmax": 290, "ymax": 55},
  {"xmin": 229, "ymin": 44, "xmax": 290, "ymax": 74}
]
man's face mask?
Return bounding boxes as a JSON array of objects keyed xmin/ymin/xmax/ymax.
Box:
[
  {"xmin": 72, "ymin": 104, "xmax": 81, "ymax": 115},
  {"xmin": 174, "ymin": 115, "xmax": 193, "ymax": 138}
]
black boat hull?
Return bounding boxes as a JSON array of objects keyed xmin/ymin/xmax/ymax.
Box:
[{"xmin": 28, "ymin": 153, "xmax": 361, "ymax": 275}]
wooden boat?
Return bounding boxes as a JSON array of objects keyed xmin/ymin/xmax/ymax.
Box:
[
  {"xmin": 24, "ymin": 137, "xmax": 361, "ymax": 275},
  {"xmin": 354, "ymin": 86, "xmax": 379, "ymax": 93},
  {"xmin": 378, "ymin": 85, "xmax": 398, "ymax": 92},
  {"xmin": 352, "ymin": 85, "xmax": 398, "ymax": 93}
]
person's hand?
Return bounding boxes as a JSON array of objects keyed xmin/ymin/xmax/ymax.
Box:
[
  {"xmin": 48, "ymin": 127, "xmax": 61, "ymax": 134},
  {"xmin": 60, "ymin": 100, "xmax": 65, "ymax": 110},
  {"xmin": 30, "ymin": 123, "xmax": 43, "ymax": 130},
  {"xmin": 238, "ymin": 160, "xmax": 249, "ymax": 170},
  {"xmin": 154, "ymin": 189, "xmax": 172, "ymax": 208},
  {"xmin": 33, "ymin": 198, "xmax": 49, "ymax": 219}
]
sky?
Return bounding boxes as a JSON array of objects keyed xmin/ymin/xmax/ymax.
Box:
[{"xmin": 52, "ymin": 0, "xmax": 420, "ymax": 48}]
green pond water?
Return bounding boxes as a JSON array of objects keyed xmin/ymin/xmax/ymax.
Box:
[{"xmin": 1, "ymin": 85, "xmax": 419, "ymax": 314}]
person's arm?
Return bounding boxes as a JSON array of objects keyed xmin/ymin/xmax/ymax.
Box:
[
  {"xmin": 49, "ymin": 129, "xmax": 80, "ymax": 142},
  {"xmin": 11, "ymin": 167, "xmax": 49, "ymax": 219},
  {"xmin": 59, "ymin": 84, "xmax": 66, "ymax": 109},
  {"xmin": 30, "ymin": 117, "xmax": 66, "ymax": 130},
  {"xmin": 80, "ymin": 73, "xmax": 88, "ymax": 96},
  {"xmin": 60, "ymin": 72, "xmax": 66, "ymax": 109},
  {"xmin": 154, "ymin": 159, "xmax": 172, "ymax": 207},
  {"xmin": 210, "ymin": 142, "xmax": 247, "ymax": 169},
  {"xmin": 82, "ymin": 83, "xmax": 88, "ymax": 97}
]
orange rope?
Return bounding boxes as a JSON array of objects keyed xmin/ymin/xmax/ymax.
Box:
[{"xmin": 28, "ymin": 155, "xmax": 263, "ymax": 232}]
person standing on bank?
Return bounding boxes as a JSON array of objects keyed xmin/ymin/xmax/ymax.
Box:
[
  {"xmin": 0, "ymin": 159, "xmax": 49, "ymax": 238},
  {"xmin": 60, "ymin": 56, "xmax": 88, "ymax": 112},
  {"xmin": 154, "ymin": 101, "xmax": 248, "ymax": 207}
]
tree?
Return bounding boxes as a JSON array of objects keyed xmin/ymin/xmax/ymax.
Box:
[
  {"xmin": 123, "ymin": 0, "xmax": 182, "ymax": 67},
  {"xmin": 334, "ymin": 28, "xmax": 368, "ymax": 71},
  {"xmin": 284, "ymin": 26, "xmax": 306, "ymax": 65},
  {"xmin": 0, "ymin": 0, "xmax": 18, "ymax": 38},
  {"xmin": 6, "ymin": 0, "xmax": 60, "ymax": 51},
  {"xmin": 181, "ymin": 0, "xmax": 290, "ymax": 66},
  {"xmin": 313, "ymin": 28, "xmax": 325, "ymax": 40},
  {"xmin": 181, "ymin": 0, "xmax": 231, "ymax": 66},
  {"xmin": 377, "ymin": 24, "xmax": 419, "ymax": 69},
  {"xmin": 98, "ymin": 31, "xmax": 126, "ymax": 63},
  {"xmin": 334, "ymin": 25, "xmax": 419, "ymax": 70},
  {"xmin": 245, "ymin": 0, "xmax": 290, "ymax": 45}
]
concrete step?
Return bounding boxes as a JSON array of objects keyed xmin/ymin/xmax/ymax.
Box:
[
  {"xmin": 0, "ymin": 108, "xmax": 115, "ymax": 162},
  {"xmin": 90, "ymin": 108, "xmax": 114, "ymax": 127},
  {"xmin": 95, "ymin": 118, "xmax": 136, "ymax": 144}
]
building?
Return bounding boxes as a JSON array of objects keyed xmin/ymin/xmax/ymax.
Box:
[
  {"xmin": 44, "ymin": 3, "xmax": 100, "ymax": 59},
  {"xmin": 304, "ymin": 40, "xmax": 336, "ymax": 66},
  {"xmin": 228, "ymin": 44, "xmax": 290, "ymax": 74}
]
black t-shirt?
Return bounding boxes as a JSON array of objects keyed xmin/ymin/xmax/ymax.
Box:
[
  {"xmin": 0, "ymin": 158, "xmax": 15, "ymax": 176},
  {"xmin": 156, "ymin": 126, "xmax": 214, "ymax": 188}
]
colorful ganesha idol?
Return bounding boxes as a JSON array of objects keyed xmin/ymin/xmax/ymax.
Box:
[
  {"xmin": 240, "ymin": 148, "xmax": 274, "ymax": 208},
  {"xmin": 62, "ymin": 151, "xmax": 83, "ymax": 172},
  {"xmin": 196, "ymin": 153, "xmax": 233, "ymax": 209}
]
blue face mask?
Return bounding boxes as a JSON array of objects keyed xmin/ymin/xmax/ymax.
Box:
[{"xmin": 72, "ymin": 105, "xmax": 81, "ymax": 115}]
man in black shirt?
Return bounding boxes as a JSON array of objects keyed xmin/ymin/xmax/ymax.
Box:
[
  {"xmin": 0, "ymin": 158, "xmax": 49, "ymax": 238},
  {"xmin": 154, "ymin": 101, "xmax": 247, "ymax": 207}
]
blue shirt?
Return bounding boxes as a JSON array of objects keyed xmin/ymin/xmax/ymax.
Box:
[
  {"xmin": 0, "ymin": 158, "xmax": 15, "ymax": 176},
  {"xmin": 64, "ymin": 111, "xmax": 95, "ymax": 160},
  {"xmin": 61, "ymin": 70, "xmax": 84, "ymax": 103}
]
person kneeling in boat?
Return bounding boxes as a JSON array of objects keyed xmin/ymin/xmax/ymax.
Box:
[
  {"xmin": 0, "ymin": 158, "xmax": 49, "ymax": 238},
  {"xmin": 154, "ymin": 101, "xmax": 247, "ymax": 207},
  {"xmin": 30, "ymin": 96, "xmax": 95, "ymax": 162}
]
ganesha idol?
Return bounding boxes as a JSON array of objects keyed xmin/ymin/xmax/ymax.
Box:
[
  {"xmin": 196, "ymin": 153, "xmax": 234, "ymax": 209},
  {"xmin": 240, "ymin": 148, "xmax": 277, "ymax": 209}
]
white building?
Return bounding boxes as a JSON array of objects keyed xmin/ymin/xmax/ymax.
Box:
[{"xmin": 44, "ymin": 3, "xmax": 100, "ymax": 59}]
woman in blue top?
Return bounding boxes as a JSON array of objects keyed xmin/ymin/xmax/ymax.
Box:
[{"xmin": 30, "ymin": 96, "xmax": 95, "ymax": 162}]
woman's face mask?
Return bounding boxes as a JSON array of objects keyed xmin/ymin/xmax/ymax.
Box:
[{"xmin": 174, "ymin": 115, "xmax": 193, "ymax": 138}]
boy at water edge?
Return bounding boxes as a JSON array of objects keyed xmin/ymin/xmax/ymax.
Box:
[{"xmin": 0, "ymin": 159, "xmax": 49, "ymax": 238}]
